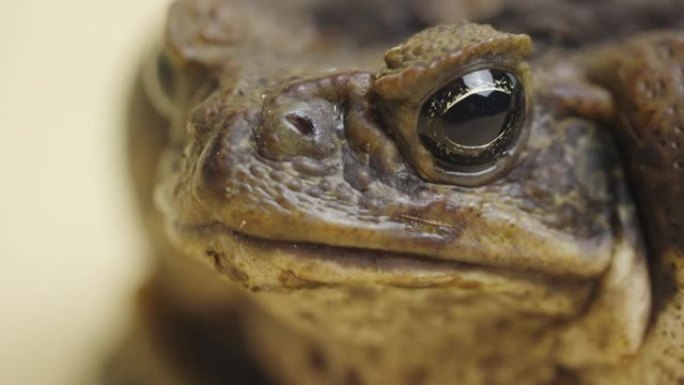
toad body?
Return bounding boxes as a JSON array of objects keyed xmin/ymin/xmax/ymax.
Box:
[{"xmin": 113, "ymin": 0, "xmax": 684, "ymax": 384}]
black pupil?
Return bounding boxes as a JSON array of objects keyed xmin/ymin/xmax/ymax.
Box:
[
  {"xmin": 442, "ymin": 88, "xmax": 511, "ymax": 146},
  {"xmin": 418, "ymin": 69, "xmax": 524, "ymax": 169}
]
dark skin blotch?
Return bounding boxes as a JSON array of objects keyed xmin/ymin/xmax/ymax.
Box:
[
  {"xmin": 405, "ymin": 367, "xmax": 428, "ymax": 385},
  {"xmin": 345, "ymin": 368, "xmax": 363, "ymax": 385},
  {"xmin": 308, "ymin": 346, "xmax": 328, "ymax": 373}
]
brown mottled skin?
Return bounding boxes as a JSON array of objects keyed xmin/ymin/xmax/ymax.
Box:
[{"xmin": 109, "ymin": 1, "xmax": 684, "ymax": 384}]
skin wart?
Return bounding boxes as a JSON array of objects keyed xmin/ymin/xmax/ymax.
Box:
[{"xmin": 114, "ymin": 1, "xmax": 684, "ymax": 385}]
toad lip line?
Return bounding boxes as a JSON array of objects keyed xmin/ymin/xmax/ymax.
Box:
[{"xmin": 172, "ymin": 219, "xmax": 609, "ymax": 283}]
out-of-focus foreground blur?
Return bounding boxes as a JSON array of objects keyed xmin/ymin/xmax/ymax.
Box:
[{"xmin": 0, "ymin": 1, "xmax": 169, "ymax": 384}]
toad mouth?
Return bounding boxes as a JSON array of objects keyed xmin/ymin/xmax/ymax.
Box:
[{"xmin": 173, "ymin": 219, "xmax": 597, "ymax": 301}]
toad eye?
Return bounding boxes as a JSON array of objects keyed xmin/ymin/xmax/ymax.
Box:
[{"xmin": 417, "ymin": 69, "xmax": 527, "ymax": 184}]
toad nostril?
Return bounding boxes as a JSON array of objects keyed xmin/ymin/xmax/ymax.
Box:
[
  {"xmin": 286, "ymin": 113, "xmax": 316, "ymax": 136},
  {"xmin": 258, "ymin": 98, "xmax": 339, "ymax": 161}
]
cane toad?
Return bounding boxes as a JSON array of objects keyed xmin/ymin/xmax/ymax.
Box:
[{"xmin": 112, "ymin": 1, "xmax": 684, "ymax": 384}]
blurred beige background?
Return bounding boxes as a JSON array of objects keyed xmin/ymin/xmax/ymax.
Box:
[{"xmin": 0, "ymin": 1, "xmax": 170, "ymax": 384}]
